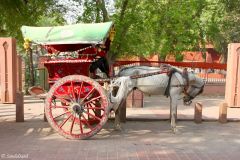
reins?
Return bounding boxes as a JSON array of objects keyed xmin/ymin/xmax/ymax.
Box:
[{"xmin": 130, "ymin": 70, "xmax": 169, "ymax": 79}]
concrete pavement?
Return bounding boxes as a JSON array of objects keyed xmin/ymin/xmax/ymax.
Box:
[{"xmin": 0, "ymin": 95, "xmax": 240, "ymax": 160}]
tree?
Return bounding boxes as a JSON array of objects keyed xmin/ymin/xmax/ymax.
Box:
[
  {"xmin": 203, "ymin": 0, "xmax": 240, "ymax": 63},
  {"xmin": 77, "ymin": 0, "xmax": 109, "ymax": 23},
  {"xmin": 109, "ymin": 0, "xmax": 209, "ymax": 60},
  {"xmin": 0, "ymin": 0, "xmax": 66, "ymax": 90}
]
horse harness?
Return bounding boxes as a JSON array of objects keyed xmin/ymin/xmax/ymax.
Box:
[
  {"xmin": 164, "ymin": 67, "xmax": 204, "ymax": 99},
  {"xmin": 116, "ymin": 66, "xmax": 204, "ymax": 99}
]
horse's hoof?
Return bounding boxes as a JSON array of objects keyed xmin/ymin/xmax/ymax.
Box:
[
  {"xmin": 171, "ymin": 127, "xmax": 177, "ymax": 134},
  {"xmin": 114, "ymin": 125, "xmax": 122, "ymax": 131}
]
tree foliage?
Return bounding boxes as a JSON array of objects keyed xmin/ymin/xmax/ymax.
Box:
[
  {"xmin": 110, "ymin": 0, "xmax": 208, "ymax": 60},
  {"xmin": 202, "ymin": 0, "xmax": 240, "ymax": 62},
  {"xmin": 0, "ymin": 0, "xmax": 66, "ymax": 91},
  {"xmin": 1, "ymin": 0, "xmax": 239, "ymax": 62},
  {"xmin": 76, "ymin": 0, "xmax": 240, "ymax": 62},
  {"xmin": 77, "ymin": 0, "xmax": 109, "ymax": 23},
  {"xmin": 0, "ymin": 0, "xmax": 66, "ymax": 44}
]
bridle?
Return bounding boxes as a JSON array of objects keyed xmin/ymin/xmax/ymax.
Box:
[
  {"xmin": 183, "ymin": 84, "xmax": 204, "ymax": 105},
  {"xmin": 171, "ymin": 68, "xmax": 204, "ymax": 105}
]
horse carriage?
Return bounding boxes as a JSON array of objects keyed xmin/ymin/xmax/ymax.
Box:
[{"xmin": 21, "ymin": 21, "xmax": 205, "ymax": 140}]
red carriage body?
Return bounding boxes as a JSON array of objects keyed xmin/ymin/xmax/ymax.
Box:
[{"xmin": 21, "ymin": 22, "xmax": 115, "ymax": 139}]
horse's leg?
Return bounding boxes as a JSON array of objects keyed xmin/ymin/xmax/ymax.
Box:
[
  {"xmin": 169, "ymin": 98, "xmax": 172, "ymax": 120},
  {"xmin": 170, "ymin": 88, "xmax": 180, "ymax": 133},
  {"xmin": 169, "ymin": 98, "xmax": 177, "ymax": 120},
  {"xmin": 170, "ymin": 96, "xmax": 177, "ymax": 133}
]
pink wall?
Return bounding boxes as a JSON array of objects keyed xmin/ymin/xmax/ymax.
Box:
[
  {"xmin": 0, "ymin": 38, "xmax": 17, "ymax": 103},
  {"xmin": 202, "ymin": 84, "xmax": 225, "ymax": 96},
  {"xmin": 225, "ymin": 44, "xmax": 240, "ymax": 107}
]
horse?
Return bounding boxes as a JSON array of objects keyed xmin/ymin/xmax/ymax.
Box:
[{"xmin": 109, "ymin": 65, "xmax": 205, "ymax": 132}]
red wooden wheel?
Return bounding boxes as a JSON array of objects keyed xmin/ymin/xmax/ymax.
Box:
[{"xmin": 45, "ymin": 75, "xmax": 109, "ymax": 140}]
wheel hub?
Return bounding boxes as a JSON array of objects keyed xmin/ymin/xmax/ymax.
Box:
[{"xmin": 71, "ymin": 103, "xmax": 84, "ymax": 114}]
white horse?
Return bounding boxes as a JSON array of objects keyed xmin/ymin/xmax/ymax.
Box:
[{"xmin": 109, "ymin": 65, "xmax": 204, "ymax": 132}]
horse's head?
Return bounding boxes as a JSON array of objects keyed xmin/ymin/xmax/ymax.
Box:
[{"xmin": 182, "ymin": 72, "xmax": 205, "ymax": 105}]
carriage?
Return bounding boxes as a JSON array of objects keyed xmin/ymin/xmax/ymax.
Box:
[
  {"xmin": 21, "ymin": 21, "xmax": 204, "ymax": 140},
  {"xmin": 21, "ymin": 22, "xmax": 115, "ymax": 139}
]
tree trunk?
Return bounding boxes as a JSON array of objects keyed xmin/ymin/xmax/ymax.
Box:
[
  {"xmin": 28, "ymin": 49, "xmax": 35, "ymax": 86},
  {"xmin": 96, "ymin": 0, "xmax": 100, "ymax": 23},
  {"xmin": 100, "ymin": 0, "xmax": 109, "ymax": 22},
  {"xmin": 109, "ymin": 0, "xmax": 129, "ymax": 61}
]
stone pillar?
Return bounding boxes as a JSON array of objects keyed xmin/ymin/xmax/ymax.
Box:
[
  {"xmin": 225, "ymin": 43, "xmax": 240, "ymax": 107},
  {"xmin": 126, "ymin": 89, "xmax": 143, "ymax": 108},
  {"xmin": 16, "ymin": 91, "xmax": 24, "ymax": 122},
  {"xmin": 119, "ymin": 100, "xmax": 126, "ymax": 123},
  {"xmin": 219, "ymin": 102, "xmax": 228, "ymax": 123},
  {"xmin": 0, "ymin": 38, "xmax": 17, "ymax": 103},
  {"xmin": 16, "ymin": 54, "xmax": 24, "ymax": 122},
  {"xmin": 194, "ymin": 102, "xmax": 202, "ymax": 123}
]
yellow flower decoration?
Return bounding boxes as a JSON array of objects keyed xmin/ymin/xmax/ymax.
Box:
[
  {"xmin": 109, "ymin": 27, "xmax": 115, "ymax": 42},
  {"xmin": 23, "ymin": 38, "xmax": 32, "ymax": 51}
]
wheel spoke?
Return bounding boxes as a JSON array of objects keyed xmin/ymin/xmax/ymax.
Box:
[
  {"xmin": 83, "ymin": 110, "xmax": 101, "ymax": 121},
  {"xmin": 90, "ymin": 101, "xmax": 102, "ymax": 117},
  {"xmin": 53, "ymin": 111, "xmax": 71, "ymax": 120},
  {"xmin": 81, "ymin": 114, "xmax": 93, "ymax": 130},
  {"xmin": 50, "ymin": 105, "xmax": 69, "ymax": 109},
  {"xmin": 70, "ymin": 81, "xmax": 77, "ymax": 102},
  {"xmin": 55, "ymin": 91, "xmax": 75, "ymax": 103},
  {"xmin": 54, "ymin": 95, "xmax": 71, "ymax": 104},
  {"xmin": 50, "ymin": 99, "xmax": 57, "ymax": 106},
  {"xmin": 79, "ymin": 114, "xmax": 83, "ymax": 134},
  {"xmin": 59, "ymin": 114, "xmax": 72, "ymax": 128},
  {"xmin": 87, "ymin": 102, "xmax": 105, "ymax": 111},
  {"xmin": 70, "ymin": 116, "xmax": 76, "ymax": 134},
  {"xmin": 82, "ymin": 96, "xmax": 101, "ymax": 106},
  {"xmin": 78, "ymin": 81, "xmax": 84, "ymax": 103},
  {"xmin": 83, "ymin": 106, "xmax": 104, "ymax": 110},
  {"xmin": 89, "ymin": 101, "xmax": 96, "ymax": 106},
  {"xmin": 80, "ymin": 87, "xmax": 95, "ymax": 104},
  {"xmin": 87, "ymin": 104, "xmax": 90, "ymax": 119}
]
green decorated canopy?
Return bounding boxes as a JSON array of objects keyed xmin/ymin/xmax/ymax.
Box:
[{"xmin": 21, "ymin": 22, "xmax": 114, "ymax": 45}]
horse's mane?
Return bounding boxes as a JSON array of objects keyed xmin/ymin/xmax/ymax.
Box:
[{"xmin": 118, "ymin": 64, "xmax": 183, "ymax": 76}]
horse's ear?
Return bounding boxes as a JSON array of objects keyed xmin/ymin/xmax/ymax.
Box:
[
  {"xmin": 182, "ymin": 68, "xmax": 188, "ymax": 79},
  {"xmin": 182, "ymin": 68, "xmax": 192, "ymax": 83},
  {"xmin": 182, "ymin": 68, "xmax": 196, "ymax": 84}
]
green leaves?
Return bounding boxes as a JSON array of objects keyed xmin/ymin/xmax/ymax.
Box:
[
  {"xmin": 1, "ymin": 0, "xmax": 238, "ymax": 62},
  {"xmin": 0, "ymin": 0, "xmax": 66, "ymax": 46},
  {"xmin": 108, "ymin": 0, "xmax": 209, "ymax": 59}
]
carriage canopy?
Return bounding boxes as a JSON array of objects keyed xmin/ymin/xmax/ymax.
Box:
[{"xmin": 21, "ymin": 21, "xmax": 114, "ymax": 45}]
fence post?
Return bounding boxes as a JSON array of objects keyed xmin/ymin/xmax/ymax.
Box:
[
  {"xmin": 44, "ymin": 106, "xmax": 47, "ymax": 122},
  {"xmin": 16, "ymin": 54, "xmax": 24, "ymax": 122},
  {"xmin": 119, "ymin": 100, "xmax": 126, "ymax": 123},
  {"xmin": 219, "ymin": 102, "xmax": 228, "ymax": 123},
  {"xmin": 194, "ymin": 102, "xmax": 202, "ymax": 123},
  {"xmin": 16, "ymin": 91, "xmax": 24, "ymax": 122},
  {"xmin": 126, "ymin": 90, "xmax": 143, "ymax": 108}
]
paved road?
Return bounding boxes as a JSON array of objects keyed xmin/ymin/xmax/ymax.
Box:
[
  {"xmin": 0, "ymin": 120, "xmax": 240, "ymax": 160},
  {"xmin": 0, "ymin": 96, "xmax": 240, "ymax": 160}
]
